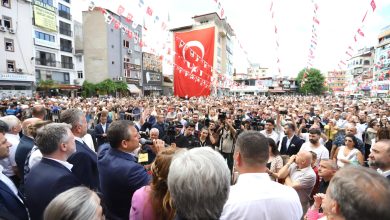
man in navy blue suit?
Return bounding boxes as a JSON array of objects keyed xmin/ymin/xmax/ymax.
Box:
[
  {"xmin": 94, "ymin": 112, "xmax": 110, "ymax": 148},
  {"xmin": 25, "ymin": 123, "xmax": 80, "ymax": 220},
  {"xmin": 0, "ymin": 120, "xmax": 29, "ymax": 220},
  {"xmin": 61, "ymin": 108, "xmax": 99, "ymax": 190},
  {"xmin": 280, "ymin": 123, "xmax": 304, "ymax": 156},
  {"xmin": 98, "ymin": 120, "xmax": 164, "ymax": 219}
]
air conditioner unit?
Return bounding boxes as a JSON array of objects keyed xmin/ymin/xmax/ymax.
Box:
[
  {"xmin": 17, "ymin": 68, "xmax": 23, "ymax": 73},
  {"xmin": 8, "ymin": 68, "xmax": 15, "ymax": 73},
  {"xmin": 127, "ymin": 49, "xmax": 133, "ymax": 54},
  {"xmin": 9, "ymin": 28, "xmax": 15, "ymax": 34},
  {"xmin": 0, "ymin": 26, "xmax": 5, "ymax": 32},
  {"xmin": 73, "ymin": 79, "xmax": 80, "ymax": 84}
]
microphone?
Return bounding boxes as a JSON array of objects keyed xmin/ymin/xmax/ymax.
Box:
[{"xmin": 140, "ymin": 138, "xmax": 153, "ymax": 145}]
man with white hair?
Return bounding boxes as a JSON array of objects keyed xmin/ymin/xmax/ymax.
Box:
[
  {"xmin": 168, "ymin": 147, "xmax": 230, "ymax": 220},
  {"xmin": 0, "ymin": 115, "xmax": 22, "ymax": 186},
  {"xmin": 221, "ymin": 131, "xmax": 302, "ymax": 220}
]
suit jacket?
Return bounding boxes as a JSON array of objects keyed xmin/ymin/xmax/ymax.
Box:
[
  {"xmin": 280, "ymin": 135, "xmax": 304, "ymax": 156},
  {"xmin": 98, "ymin": 145, "xmax": 151, "ymax": 220},
  {"xmin": 0, "ymin": 179, "xmax": 28, "ymax": 220},
  {"xmin": 14, "ymin": 136, "xmax": 35, "ymax": 187},
  {"xmin": 67, "ymin": 140, "xmax": 99, "ymax": 190},
  {"xmin": 94, "ymin": 123, "xmax": 110, "ymax": 148},
  {"xmin": 24, "ymin": 158, "xmax": 80, "ymax": 220}
]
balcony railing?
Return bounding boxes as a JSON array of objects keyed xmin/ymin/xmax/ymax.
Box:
[
  {"xmin": 61, "ymin": 62, "xmax": 74, "ymax": 69},
  {"xmin": 59, "ymin": 28, "xmax": 72, "ymax": 37},
  {"xmin": 35, "ymin": 58, "xmax": 74, "ymax": 69},
  {"xmin": 58, "ymin": 10, "xmax": 71, "ymax": 20},
  {"xmin": 60, "ymin": 46, "xmax": 73, "ymax": 53}
]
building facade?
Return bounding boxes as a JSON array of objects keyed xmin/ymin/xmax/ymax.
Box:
[
  {"xmin": 142, "ymin": 52, "xmax": 162, "ymax": 96},
  {"xmin": 73, "ymin": 20, "xmax": 84, "ymax": 86},
  {"xmin": 326, "ymin": 70, "xmax": 346, "ymax": 96},
  {"xmin": 0, "ymin": 0, "xmax": 35, "ymax": 98},
  {"xmin": 83, "ymin": 8, "xmax": 142, "ymax": 95},
  {"xmin": 33, "ymin": 0, "xmax": 78, "ymax": 97},
  {"xmin": 373, "ymin": 25, "xmax": 390, "ymax": 97}
]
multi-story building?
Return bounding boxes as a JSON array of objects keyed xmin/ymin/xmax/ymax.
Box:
[
  {"xmin": 171, "ymin": 12, "xmax": 235, "ymax": 96},
  {"xmin": 326, "ymin": 70, "xmax": 347, "ymax": 96},
  {"xmin": 33, "ymin": 0, "xmax": 78, "ymax": 97},
  {"xmin": 73, "ymin": 20, "xmax": 84, "ymax": 86},
  {"xmin": 345, "ymin": 47, "xmax": 375, "ymax": 96},
  {"xmin": 82, "ymin": 8, "xmax": 142, "ymax": 95},
  {"xmin": 0, "ymin": 0, "xmax": 35, "ymax": 98},
  {"xmin": 142, "ymin": 52, "xmax": 162, "ymax": 96},
  {"xmin": 373, "ymin": 25, "xmax": 390, "ymax": 97}
]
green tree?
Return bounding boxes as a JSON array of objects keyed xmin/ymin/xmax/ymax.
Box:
[
  {"xmin": 81, "ymin": 80, "xmax": 96, "ymax": 97},
  {"xmin": 296, "ymin": 68, "xmax": 326, "ymax": 95},
  {"xmin": 95, "ymin": 79, "xmax": 118, "ymax": 95},
  {"xmin": 115, "ymin": 81, "xmax": 128, "ymax": 97},
  {"xmin": 37, "ymin": 79, "xmax": 56, "ymax": 97}
]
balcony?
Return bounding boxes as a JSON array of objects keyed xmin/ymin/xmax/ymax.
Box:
[
  {"xmin": 35, "ymin": 58, "xmax": 59, "ymax": 68},
  {"xmin": 58, "ymin": 10, "xmax": 71, "ymax": 20},
  {"xmin": 59, "ymin": 28, "xmax": 72, "ymax": 37},
  {"xmin": 61, "ymin": 62, "xmax": 74, "ymax": 69},
  {"xmin": 60, "ymin": 46, "xmax": 73, "ymax": 53}
]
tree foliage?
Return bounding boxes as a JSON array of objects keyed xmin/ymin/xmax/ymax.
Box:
[
  {"xmin": 82, "ymin": 79, "xmax": 129, "ymax": 97},
  {"xmin": 296, "ymin": 68, "xmax": 326, "ymax": 95},
  {"xmin": 81, "ymin": 80, "xmax": 96, "ymax": 97},
  {"xmin": 37, "ymin": 79, "xmax": 56, "ymax": 97}
]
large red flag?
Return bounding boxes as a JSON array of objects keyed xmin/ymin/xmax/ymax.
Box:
[{"xmin": 174, "ymin": 27, "xmax": 215, "ymax": 97}]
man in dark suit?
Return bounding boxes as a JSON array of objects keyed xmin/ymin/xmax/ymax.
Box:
[
  {"xmin": 25, "ymin": 123, "xmax": 80, "ymax": 220},
  {"xmin": 61, "ymin": 109, "xmax": 99, "ymax": 190},
  {"xmin": 98, "ymin": 120, "xmax": 164, "ymax": 219},
  {"xmin": 14, "ymin": 117, "xmax": 41, "ymax": 192},
  {"xmin": 0, "ymin": 121, "xmax": 29, "ymax": 220},
  {"xmin": 280, "ymin": 123, "xmax": 304, "ymax": 156},
  {"xmin": 94, "ymin": 113, "xmax": 110, "ymax": 148},
  {"xmin": 191, "ymin": 112, "xmax": 204, "ymax": 137},
  {"xmin": 152, "ymin": 114, "xmax": 166, "ymax": 139}
]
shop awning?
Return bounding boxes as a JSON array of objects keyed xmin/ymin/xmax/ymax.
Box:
[{"xmin": 127, "ymin": 84, "xmax": 141, "ymax": 93}]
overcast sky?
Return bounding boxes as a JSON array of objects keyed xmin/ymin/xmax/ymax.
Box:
[{"xmin": 74, "ymin": 0, "xmax": 390, "ymax": 77}]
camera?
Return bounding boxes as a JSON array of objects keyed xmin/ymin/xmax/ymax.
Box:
[
  {"xmin": 139, "ymin": 131, "xmax": 149, "ymax": 139},
  {"xmin": 218, "ymin": 112, "xmax": 227, "ymax": 121}
]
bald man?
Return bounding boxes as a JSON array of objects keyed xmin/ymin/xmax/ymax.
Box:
[
  {"xmin": 15, "ymin": 118, "xmax": 42, "ymax": 191},
  {"xmin": 278, "ymin": 150, "xmax": 316, "ymax": 215}
]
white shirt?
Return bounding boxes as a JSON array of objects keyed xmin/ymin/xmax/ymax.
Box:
[
  {"xmin": 28, "ymin": 145, "xmax": 42, "ymax": 168},
  {"xmin": 300, "ymin": 142, "xmax": 329, "ymax": 167},
  {"xmin": 101, "ymin": 123, "xmax": 107, "ymax": 133},
  {"xmin": 300, "ymin": 133, "xmax": 325, "ymax": 145},
  {"xmin": 260, "ymin": 130, "xmax": 280, "ymax": 143},
  {"xmin": 0, "ymin": 165, "xmax": 23, "ymax": 203},
  {"xmin": 44, "ymin": 157, "xmax": 73, "ymax": 171},
  {"xmin": 0, "ymin": 133, "xmax": 20, "ymax": 177},
  {"xmin": 355, "ymin": 123, "xmax": 367, "ymax": 141},
  {"xmin": 82, "ymin": 133, "xmax": 96, "ymax": 152},
  {"xmin": 220, "ymin": 173, "xmax": 302, "ymax": 220}
]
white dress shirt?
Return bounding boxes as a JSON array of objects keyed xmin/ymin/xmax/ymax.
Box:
[
  {"xmin": 220, "ymin": 173, "xmax": 303, "ymax": 220},
  {"xmin": 0, "ymin": 165, "xmax": 23, "ymax": 202},
  {"xmin": 260, "ymin": 130, "xmax": 280, "ymax": 144},
  {"xmin": 44, "ymin": 157, "xmax": 73, "ymax": 171},
  {"xmin": 0, "ymin": 133, "xmax": 20, "ymax": 177},
  {"xmin": 82, "ymin": 133, "xmax": 96, "ymax": 152}
]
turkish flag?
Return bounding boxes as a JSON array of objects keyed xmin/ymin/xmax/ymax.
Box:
[{"xmin": 174, "ymin": 27, "xmax": 215, "ymax": 97}]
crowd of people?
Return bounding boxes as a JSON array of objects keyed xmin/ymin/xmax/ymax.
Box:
[{"xmin": 0, "ymin": 94, "xmax": 390, "ymax": 220}]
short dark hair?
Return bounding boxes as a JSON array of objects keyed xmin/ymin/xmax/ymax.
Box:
[
  {"xmin": 107, "ymin": 120, "xmax": 133, "ymax": 148},
  {"xmin": 186, "ymin": 123, "xmax": 195, "ymax": 129},
  {"xmin": 0, "ymin": 120, "xmax": 9, "ymax": 134},
  {"xmin": 32, "ymin": 105, "xmax": 47, "ymax": 118},
  {"xmin": 265, "ymin": 119, "xmax": 275, "ymax": 126},
  {"xmin": 284, "ymin": 123, "xmax": 296, "ymax": 131},
  {"xmin": 309, "ymin": 128, "xmax": 321, "ymax": 136},
  {"xmin": 267, "ymin": 138, "xmax": 280, "ymax": 156},
  {"xmin": 235, "ymin": 131, "xmax": 269, "ymax": 165}
]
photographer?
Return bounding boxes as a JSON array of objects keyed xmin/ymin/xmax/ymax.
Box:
[
  {"xmin": 218, "ymin": 114, "xmax": 237, "ymax": 172},
  {"xmin": 175, "ymin": 123, "xmax": 200, "ymax": 149},
  {"xmin": 163, "ymin": 122, "xmax": 183, "ymax": 145},
  {"xmin": 138, "ymin": 128, "xmax": 159, "ymax": 170}
]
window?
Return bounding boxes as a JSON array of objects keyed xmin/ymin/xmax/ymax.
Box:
[
  {"xmin": 364, "ymin": 60, "xmax": 370, "ymax": 65},
  {"xmin": 2, "ymin": 16, "xmax": 11, "ymax": 29},
  {"xmin": 60, "ymin": 38, "xmax": 72, "ymax": 52},
  {"xmin": 61, "ymin": 55, "xmax": 73, "ymax": 69},
  {"xmin": 35, "ymin": 70, "xmax": 41, "ymax": 81},
  {"xmin": 123, "ymin": 40, "xmax": 129, "ymax": 48},
  {"xmin": 58, "ymin": 3, "xmax": 71, "ymax": 20},
  {"xmin": 77, "ymin": 71, "xmax": 83, "ymax": 78},
  {"xmin": 2, "ymin": 0, "xmax": 10, "ymax": 8},
  {"xmin": 6, "ymin": 60, "xmax": 15, "ymax": 72},
  {"xmin": 59, "ymin": 21, "xmax": 72, "ymax": 36},
  {"xmin": 134, "ymin": 31, "xmax": 139, "ymax": 43},
  {"xmin": 35, "ymin": 31, "xmax": 55, "ymax": 42},
  {"xmin": 36, "ymin": 51, "xmax": 56, "ymax": 67},
  {"xmin": 4, "ymin": 38, "xmax": 14, "ymax": 52},
  {"xmin": 62, "ymin": 0, "xmax": 70, "ymax": 3},
  {"xmin": 38, "ymin": 0, "xmax": 53, "ymax": 6}
]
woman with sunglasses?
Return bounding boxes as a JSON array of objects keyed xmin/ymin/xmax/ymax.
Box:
[{"xmin": 333, "ymin": 134, "xmax": 364, "ymax": 168}]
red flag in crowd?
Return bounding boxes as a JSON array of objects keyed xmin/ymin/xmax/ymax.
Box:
[
  {"xmin": 174, "ymin": 27, "xmax": 215, "ymax": 97},
  {"xmin": 357, "ymin": 28, "xmax": 365, "ymax": 37}
]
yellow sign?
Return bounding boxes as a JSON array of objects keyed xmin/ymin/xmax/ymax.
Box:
[
  {"xmin": 34, "ymin": 5, "xmax": 57, "ymax": 32},
  {"xmin": 138, "ymin": 153, "xmax": 149, "ymax": 163}
]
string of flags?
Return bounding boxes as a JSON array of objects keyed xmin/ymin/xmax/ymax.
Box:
[
  {"xmin": 337, "ymin": 0, "xmax": 376, "ymax": 70},
  {"xmin": 270, "ymin": 1, "xmax": 282, "ymax": 75},
  {"xmin": 307, "ymin": 0, "xmax": 320, "ymax": 68}
]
